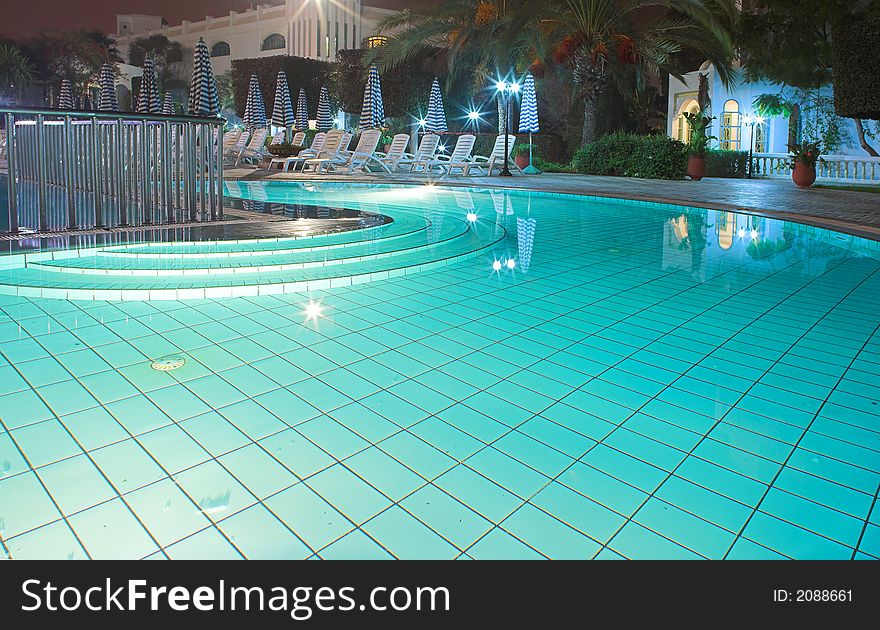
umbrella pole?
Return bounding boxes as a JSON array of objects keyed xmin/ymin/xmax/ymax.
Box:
[{"xmin": 523, "ymin": 132, "xmax": 541, "ymax": 175}]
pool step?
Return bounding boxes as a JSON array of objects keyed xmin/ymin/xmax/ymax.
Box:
[
  {"xmin": 0, "ymin": 213, "xmax": 504, "ymax": 300},
  {"xmin": 28, "ymin": 220, "xmax": 471, "ymax": 276}
]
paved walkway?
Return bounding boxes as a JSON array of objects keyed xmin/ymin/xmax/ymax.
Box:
[{"xmin": 226, "ymin": 167, "xmax": 880, "ymax": 241}]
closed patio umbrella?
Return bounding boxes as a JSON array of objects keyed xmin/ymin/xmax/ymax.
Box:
[
  {"xmin": 518, "ymin": 71, "xmax": 540, "ymax": 174},
  {"xmin": 359, "ymin": 65, "xmax": 385, "ymax": 130},
  {"xmin": 98, "ymin": 62, "xmax": 119, "ymax": 112},
  {"xmin": 162, "ymin": 93, "xmax": 175, "ymax": 115},
  {"xmin": 188, "ymin": 37, "xmax": 219, "ymax": 117},
  {"xmin": 295, "ymin": 87, "xmax": 308, "ymax": 131},
  {"xmin": 271, "ymin": 71, "xmax": 294, "ymax": 137},
  {"xmin": 57, "ymin": 79, "xmax": 74, "ymax": 109},
  {"xmin": 316, "ymin": 86, "xmax": 333, "ymax": 131},
  {"xmin": 425, "ymin": 77, "xmax": 447, "ymax": 133},
  {"xmin": 137, "ymin": 56, "xmax": 161, "ymax": 114},
  {"xmin": 242, "ymin": 74, "xmax": 267, "ymax": 129}
]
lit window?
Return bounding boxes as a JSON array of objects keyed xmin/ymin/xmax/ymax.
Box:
[
  {"xmin": 211, "ymin": 41, "xmax": 230, "ymax": 57},
  {"xmin": 673, "ymin": 98, "xmax": 700, "ymax": 144},
  {"xmin": 720, "ymin": 99, "xmax": 741, "ymax": 150},
  {"xmin": 364, "ymin": 36, "xmax": 388, "ymax": 49},
  {"xmin": 753, "ymin": 122, "xmax": 767, "ymax": 153},
  {"xmin": 261, "ymin": 33, "xmax": 286, "ymax": 51}
]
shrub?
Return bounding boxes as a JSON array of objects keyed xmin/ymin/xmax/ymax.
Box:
[
  {"xmin": 571, "ymin": 133, "xmax": 688, "ymax": 179},
  {"xmin": 705, "ymin": 150, "xmax": 749, "ymax": 178}
]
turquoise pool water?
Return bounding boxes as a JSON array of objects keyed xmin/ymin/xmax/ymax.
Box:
[{"xmin": 0, "ymin": 181, "xmax": 878, "ymax": 560}]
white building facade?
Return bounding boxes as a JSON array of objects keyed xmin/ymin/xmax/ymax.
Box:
[
  {"xmin": 115, "ymin": 0, "xmax": 397, "ymax": 75},
  {"xmin": 667, "ymin": 62, "xmax": 867, "ymax": 157}
]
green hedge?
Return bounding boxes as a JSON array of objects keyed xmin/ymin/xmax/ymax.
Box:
[
  {"xmin": 832, "ymin": 17, "xmax": 880, "ymax": 119},
  {"xmin": 705, "ymin": 150, "xmax": 750, "ymax": 178},
  {"xmin": 571, "ymin": 133, "xmax": 688, "ymax": 179},
  {"xmin": 231, "ymin": 55, "xmax": 334, "ymax": 119}
]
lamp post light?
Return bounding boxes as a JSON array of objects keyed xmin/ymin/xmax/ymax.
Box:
[
  {"xmin": 743, "ymin": 114, "xmax": 765, "ymax": 179},
  {"xmin": 495, "ymin": 79, "xmax": 520, "ymax": 177}
]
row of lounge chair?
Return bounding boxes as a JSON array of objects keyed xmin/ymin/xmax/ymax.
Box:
[{"xmin": 264, "ymin": 130, "xmax": 523, "ymax": 177}]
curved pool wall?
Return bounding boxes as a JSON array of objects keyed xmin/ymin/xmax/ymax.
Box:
[{"xmin": 0, "ymin": 180, "xmax": 878, "ymax": 560}]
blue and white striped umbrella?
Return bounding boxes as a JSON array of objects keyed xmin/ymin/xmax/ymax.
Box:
[
  {"xmin": 295, "ymin": 87, "xmax": 308, "ymax": 131},
  {"xmin": 137, "ymin": 56, "xmax": 162, "ymax": 114},
  {"xmin": 271, "ymin": 71, "xmax": 294, "ymax": 129},
  {"xmin": 425, "ymin": 77, "xmax": 447, "ymax": 133},
  {"xmin": 242, "ymin": 74, "xmax": 267, "ymax": 129},
  {"xmin": 518, "ymin": 72, "xmax": 540, "ymax": 174},
  {"xmin": 188, "ymin": 38, "xmax": 219, "ymax": 117},
  {"xmin": 359, "ymin": 65, "xmax": 385, "ymax": 130},
  {"xmin": 316, "ymin": 86, "xmax": 333, "ymax": 131},
  {"xmin": 162, "ymin": 93, "xmax": 174, "ymax": 115},
  {"xmin": 57, "ymin": 79, "xmax": 74, "ymax": 110},
  {"xmin": 98, "ymin": 63, "xmax": 119, "ymax": 112},
  {"xmin": 516, "ymin": 217, "xmax": 537, "ymax": 273},
  {"xmin": 518, "ymin": 72, "xmax": 539, "ymax": 133}
]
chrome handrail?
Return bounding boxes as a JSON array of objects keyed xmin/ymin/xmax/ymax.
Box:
[{"xmin": 2, "ymin": 107, "xmax": 225, "ymax": 233}]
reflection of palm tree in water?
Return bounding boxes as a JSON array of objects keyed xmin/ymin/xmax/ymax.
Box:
[{"xmin": 685, "ymin": 211, "xmax": 707, "ymax": 271}]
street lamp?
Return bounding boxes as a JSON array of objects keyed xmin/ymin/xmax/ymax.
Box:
[
  {"xmin": 743, "ymin": 114, "xmax": 765, "ymax": 179},
  {"xmin": 495, "ymin": 79, "xmax": 520, "ymax": 177}
]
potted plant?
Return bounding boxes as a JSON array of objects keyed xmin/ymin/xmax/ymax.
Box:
[
  {"xmin": 379, "ymin": 133, "xmax": 395, "ymax": 153},
  {"xmin": 513, "ymin": 144, "xmax": 532, "ymax": 170},
  {"xmin": 683, "ymin": 110, "xmax": 715, "ymax": 181},
  {"xmin": 788, "ymin": 141, "xmax": 821, "ymax": 188},
  {"xmin": 267, "ymin": 142, "xmax": 304, "ymax": 158}
]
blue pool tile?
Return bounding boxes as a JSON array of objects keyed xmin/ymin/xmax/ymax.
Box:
[
  {"xmin": 435, "ymin": 464, "xmax": 522, "ymax": 523},
  {"xmin": 319, "ymin": 529, "xmax": 394, "ymax": 560},
  {"xmin": 308, "ymin": 464, "xmax": 392, "ymax": 525},
  {"xmin": 265, "ymin": 483, "xmax": 352, "ymax": 551},
  {"xmin": 466, "ymin": 528, "xmax": 544, "ymax": 559},
  {"xmin": 633, "ymin": 498, "xmax": 735, "ymax": 559},
  {"xmin": 609, "ymin": 522, "xmax": 702, "ymax": 560},
  {"xmin": 126, "ymin": 478, "xmax": 212, "ymax": 547},
  {"xmin": 741, "ymin": 512, "xmax": 852, "ymax": 560},
  {"xmin": 0, "ymin": 471, "xmax": 62, "ymax": 538},
  {"xmin": 530, "ymin": 481, "xmax": 625, "ymax": 543},
  {"xmin": 69, "ymin": 498, "xmax": 159, "ymax": 560},
  {"xmin": 218, "ymin": 504, "xmax": 311, "ymax": 559},
  {"xmin": 362, "ymin": 506, "xmax": 459, "ymax": 559},
  {"xmin": 401, "ymin": 484, "xmax": 492, "ymax": 549},
  {"xmin": 501, "ymin": 503, "xmax": 600, "ymax": 559},
  {"xmin": 5, "ymin": 520, "xmax": 88, "ymax": 560}
]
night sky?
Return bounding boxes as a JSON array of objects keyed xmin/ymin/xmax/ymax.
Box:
[{"xmin": 1, "ymin": 0, "xmax": 430, "ymax": 39}]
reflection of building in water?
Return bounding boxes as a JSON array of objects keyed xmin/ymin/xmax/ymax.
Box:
[
  {"xmin": 516, "ymin": 217, "xmax": 536, "ymax": 273},
  {"xmin": 663, "ymin": 210, "xmax": 707, "ymax": 279}
]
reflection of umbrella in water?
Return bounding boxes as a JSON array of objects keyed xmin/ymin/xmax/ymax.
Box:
[{"xmin": 516, "ymin": 216, "xmax": 536, "ymax": 273}]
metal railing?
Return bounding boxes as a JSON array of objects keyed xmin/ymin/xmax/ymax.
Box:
[
  {"xmin": 2, "ymin": 107, "xmax": 225, "ymax": 234},
  {"xmin": 751, "ymin": 152, "xmax": 880, "ymax": 183}
]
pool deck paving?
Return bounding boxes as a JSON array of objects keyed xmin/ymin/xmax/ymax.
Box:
[{"xmin": 226, "ymin": 167, "xmax": 880, "ymax": 241}]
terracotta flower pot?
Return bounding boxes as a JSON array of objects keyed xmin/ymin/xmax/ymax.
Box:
[
  {"xmin": 382, "ymin": 144, "xmax": 392, "ymax": 153},
  {"xmin": 687, "ymin": 155, "xmax": 706, "ymax": 181},
  {"xmin": 515, "ymin": 154, "xmax": 530, "ymax": 170},
  {"xmin": 791, "ymin": 161, "xmax": 816, "ymax": 188}
]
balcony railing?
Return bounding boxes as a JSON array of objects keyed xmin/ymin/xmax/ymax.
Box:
[
  {"xmin": 751, "ymin": 152, "xmax": 880, "ymax": 183},
  {"xmin": 2, "ymin": 107, "xmax": 224, "ymax": 234}
]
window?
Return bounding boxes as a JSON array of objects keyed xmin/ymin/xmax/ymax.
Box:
[
  {"xmin": 211, "ymin": 41, "xmax": 230, "ymax": 57},
  {"xmin": 364, "ymin": 36, "xmax": 388, "ymax": 49},
  {"xmin": 753, "ymin": 122, "xmax": 767, "ymax": 153},
  {"xmin": 719, "ymin": 99, "xmax": 741, "ymax": 150},
  {"xmin": 673, "ymin": 98, "xmax": 700, "ymax": 144},
  {"xmin": 261, "ymin": 33, "xmax": 286, "ymax": 51}
]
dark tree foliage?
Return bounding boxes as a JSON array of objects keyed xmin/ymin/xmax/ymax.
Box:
[
  {"xmin": 832, "ymin": 16, "xmax": 880, "ymax": 119},
  {"xmin": 737, "ymin": 0, "xmax": 870, "ymax": 89},
  {"xmin": 230, "ymin": 55, "xmax": 333, "ymax": 118}
]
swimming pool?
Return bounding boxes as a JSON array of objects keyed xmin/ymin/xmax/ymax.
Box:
[{"xmin": 0, "ymin": 181, "xmax": 878, "ymax": 560}]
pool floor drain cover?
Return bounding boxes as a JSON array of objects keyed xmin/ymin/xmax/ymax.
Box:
[{"xmin": 151, "ymin": 356, "xmax": 186, "ymax": 371}]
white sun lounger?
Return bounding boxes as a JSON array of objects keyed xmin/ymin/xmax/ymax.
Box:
[
  {"xmin": 303, "ymin": 129, "xmax": 383, "ymax": 174},
  {"xmin": 414, "ymin": 134, "xmax": 476, "ymax": 176},
  {"xmin": 395, "ymin": 134, "xmax": 440, "ymax": 171}
]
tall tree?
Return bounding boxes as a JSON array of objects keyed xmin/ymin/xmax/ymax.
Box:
[
  {"xmin": 21, "ymin": 30, "xmax": 120, "ymax": 97},
  {"xmin": 128, "ymin": 35, "xmax": 184, "ymax": 89},
  {"xmin": 739, "ymin": 0, "xmax": 879, "ymax": 155},
  {"xmin": 0, "ymin": 42, "xmax": 36, "ymax": 99},
  {"xmin": 510, "ymin": 0, "xmax": 737, "ymax": 146}
]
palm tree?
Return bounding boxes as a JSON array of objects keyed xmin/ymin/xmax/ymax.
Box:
[
  {"xmin": 509, "ymin": 0, "xmax": 737, "ymax": 146},
  {"xmin": 0, "ymin": 43, "xmax": 36, "ymax": 98}
]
